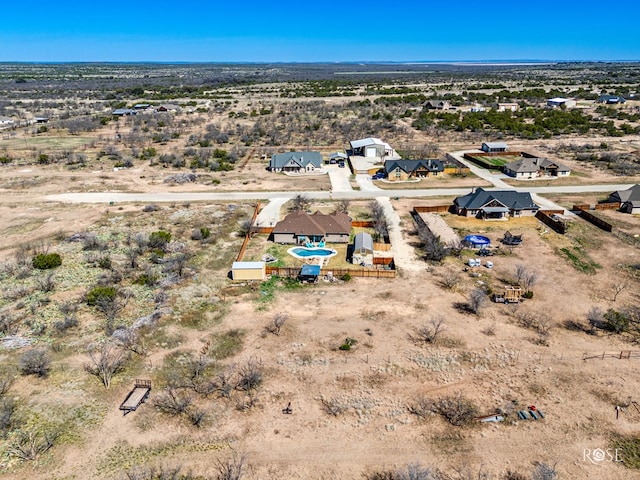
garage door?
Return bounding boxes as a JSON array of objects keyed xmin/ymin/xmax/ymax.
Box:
[{"xmin": 365, "ymin": 146, "xmax": 377, "ymax": 157}]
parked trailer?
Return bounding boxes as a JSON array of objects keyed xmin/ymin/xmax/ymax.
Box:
[
  {"xmin": 493, "ymin": 287, "xmax": 523, "ymax": 304},
  {"xmin": 119, "ymin": 379, "xmax": 152, "ymax": 415}
]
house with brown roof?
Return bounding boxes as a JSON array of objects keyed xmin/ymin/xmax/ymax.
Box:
[{"xmin": 272, "ymin": 211, "xmax": 352, "ymax": 244}]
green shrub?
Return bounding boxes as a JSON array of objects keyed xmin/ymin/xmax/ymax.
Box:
[
  {"xmin": 200, "ymin": 227, "xmax": 210, "ymax": 239},
  {"xmin": 522, "ymin": 290, "xmax": 534, "ymax": 299},
  {"xmin": 604, "ymin": 309, "xmax": 630, "ymax": 334},
  {"xmin": 32, "ymin": 253, "xmax": 62, "ymax": 270},
  {"xmin": 149, "ymin": 230, "xmax": 171, "ymax": 249},
  {"xmin": 341, "ymin": 273, "xmax": 352, "ymax": 282},
  {"xmin": 86, "ymin": 286, "xmax": 117, "ymax": 306}
]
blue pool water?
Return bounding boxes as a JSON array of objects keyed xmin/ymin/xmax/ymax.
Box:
[{"xmin": 291, "ymin": 248, "xmax": 335, "ymax": 257}]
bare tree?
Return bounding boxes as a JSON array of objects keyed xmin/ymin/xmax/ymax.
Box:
[
  {"xmin": 587, "ymin": 306, "xmax": 604, "ymax": 332},
  {"xmin": 612, "ymin": 281, "xmax": 628, "ymax": 302},
  {"xmin": 515, "ymin": 264, "xmax": 538, "ymax": 292},
  {"xmin": 264, "ymin": 312, "xmax": 287, "ymax": 336},
  {"xmin": 236, "ymin": 358, "xmax": 263, "ymax": 392},
  {"xmin": 6, "ymin": 427, "xmax": 59, "ymax": 461},
  {"xmin": 468, "ymin": 288, "xmax": 488, "ymax": 315},
  {"xmin": 369, "ymin": 201, "xmax": 388, "ymax": 241},
  {"xmin": 36, "ymin": 272, "xmax": 56, "ymax": 293},
  {"xmin": 336, "ymin": 199, "xmax": 351, "ymax": 214},
  {"xmin": 153, "ymin": 387, "xmax": 193, "ymax": 416},
  {"xmin": 215, "ymin": 452, "xmax": 246, "ymax": 480},
  {"xmin": 290, "ymin": 194, "xmax": 311, "ymax": 212},
  {"xmin": 18, "ymin": 349, "xmax": 51, "ymax": 378},
  {"xmin": 413, "ymin": 316, "xmax": 446, "ymax": 344},
  {"xmin": 531, "ymin": 462, "xmax": 558, "ymax": 480},
  {"xmin": 95, "ymin": 289, "xmax": 132, "ymax": 334},
  {"xmin": 85, "ymin": 341, "xmax": 128, "ymax": 388}
]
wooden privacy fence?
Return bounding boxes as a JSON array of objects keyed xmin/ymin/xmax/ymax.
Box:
[
  {"xmin": 413, "ymin": 205, "xmax": 451, "ymax": 213},
  {"xmin": 373, "ymin": 242, "xmax": 391, "ymax": 251},
  {"xmin": 250, "ymin": 226, "xmax": 273, "ymax": 235},
  {"xmin": 572, "ymin": 206, "xmax": 613, "ymax": 232},
  {"xmin": 265, "ymin": 265, "xmax": 396, "ymax": 279},
  {"xmin": 352, "ymin": 221, "xmax": 374, "ymax": 228},
  {"xmin": 536, "ymin": 210, "xmax": 566, "ymax": 234},
  {"xmin": 573, "ymin": 202, "xmax": 620, "ymax": 211},
  {"xmin": 595, "ymin": 202, "xmax": 621, "ymax": 211},
  {"xmin": 236, "ymin": 202, "xmax": 262, "ymax": 261}
]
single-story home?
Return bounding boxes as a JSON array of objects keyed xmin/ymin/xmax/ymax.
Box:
[
  {"xmin": 481, "ymin": 142, "xmax": 508, "ymax": 153},
  {"xmin": 349, "ymin": 138, "xmax": 397, "ymax": 158},
  {"xmin": 269, "ymin": 151, "xmax": 323, "ymax": 173},
  {"xmin": 609, "ymin": 184, "xmax": 640, "ymax": 214},
  {"xmin": 112, "ymin": 108, "xmax": 137, "ymax": 116},
  {"xmin": 327, "ymin": 152, "xmax": 348, "ymax": 164},
  {"xmin": 352, "ymin": 232, "xmax": 374, "ymax": 266},
  {"xmin": 272, "ymin": 211, "xmax": 352, "ymax": 244},
  {"xmin": 503, "ymin": 157, "xmax": 571, "ymax": 179},
  {"xmin": 156, "ymin": 104, "xmax": 181, "ymax": 112},
  {"xmin": 384, "ymin": 159, "xmax": 444, "ymax": 181},
  {"xmin": 597, "ymin": 95, "xmax": 626, "ymax": 104},
  {"xmin": 231, "ymin": 261, "xmax": 266, "ymax": 281},
  {"xmin": 423, "ymin": 99, "xmax": 452, "ymax": 110},
  {"xmin": 546, "ymin": 97, "xmax": 577, "ymax": 108},
  {"xmin": 0, "ymin": 116, "xmax": 15, "ymax": 127},
  {"xmin": 495, "ymin": 103, "xmax": 519, "ymax": 112},
  {"xmin": 453, "ymin": 187, "xmax": 539, "ymax": 219}
]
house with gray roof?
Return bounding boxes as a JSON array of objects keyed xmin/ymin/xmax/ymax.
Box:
[
  {"xmin": 503, "ymin": 157, "xmax": 571, "ymax": 179},
  {"xmin": 481, "ymin": 142, "xmax": 508, "ymax": 153},
  {"xmin": 327, "ymin": 152, "xmax": 348, "ymax": 164},
  {"xmin": 597, "ymin": 95, "xmax": 626, "ymax": 104},
  {"xmin": 453, "ymin": 187, "xmax": 539, "ymax": 219},
  {"xmin": 352, "ymin": 232, "xmax": 374, "ymax": 266},
  {"xmin": 112, "ymin": 108, "xmax": 137, "ymax": 116},
  {"xmin": 384, "ymin": 159, "xmax": 444, "ymax": 181},
  {"xmin": 609, "ymin": 184, "xmax": 640, "ymax": 214},
  {"xmin": 269, "ymin": 151, "xmax": 323, "ymax": 173},
  {"xmin": 349, "ymin": 138, "xmax": 398, "ymax": 158},
  {"xmin": 423, "ymin": 99, "xmax": 452, "ymax": 110}
]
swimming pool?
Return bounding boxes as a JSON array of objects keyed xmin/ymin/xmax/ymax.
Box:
[{"xmin": 288, "ymin": 247, "xmax": 338, "ymax": 260}]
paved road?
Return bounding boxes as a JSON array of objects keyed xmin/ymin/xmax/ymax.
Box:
[{"xmin": 45, "ymin": 183, "xmax": 634, "ymax": 204}]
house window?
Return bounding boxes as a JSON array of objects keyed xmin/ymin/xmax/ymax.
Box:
[{"xmin": 395, "ymin": 168, "xmax": 401, "ymax": 179}]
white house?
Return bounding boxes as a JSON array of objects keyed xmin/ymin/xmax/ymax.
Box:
[
  {"xmin": 349, "ymin": 138, "xmax": 398, "ymax": 159},
  {"xmin": 546, "ymin": 98, "xmax": 577, "ymax": 109}
]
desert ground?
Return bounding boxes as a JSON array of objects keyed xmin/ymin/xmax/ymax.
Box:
[{"xmin": 1, "ymin": 63, "xmax": 640, "ymax": 480}]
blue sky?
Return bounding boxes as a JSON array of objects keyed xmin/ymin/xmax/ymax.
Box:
[{"xmin": 1, "ymin": 0, "xmax": 638, "ymax": 62}]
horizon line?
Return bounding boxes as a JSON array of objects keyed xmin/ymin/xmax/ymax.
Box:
[{"xmin": 1, "ymin": 59, "xmax": 639, "ymax": 65}]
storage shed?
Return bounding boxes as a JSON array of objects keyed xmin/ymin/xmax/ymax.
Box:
[
  {"xmin": 352, "ymin": 232, "xmax": 374, "ymax": 266},
  {"xmin": 231, "ymin": 261, "xmax": 266, "ymax": 281}
]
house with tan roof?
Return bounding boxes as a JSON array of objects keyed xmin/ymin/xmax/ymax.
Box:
[
  {"xmin": 504, "ymin": 157, "xmax": 571, "ymax": 179},
  {"xmin": 272, "ymin": 211, "xmax": 352, "ymax": 244}
]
